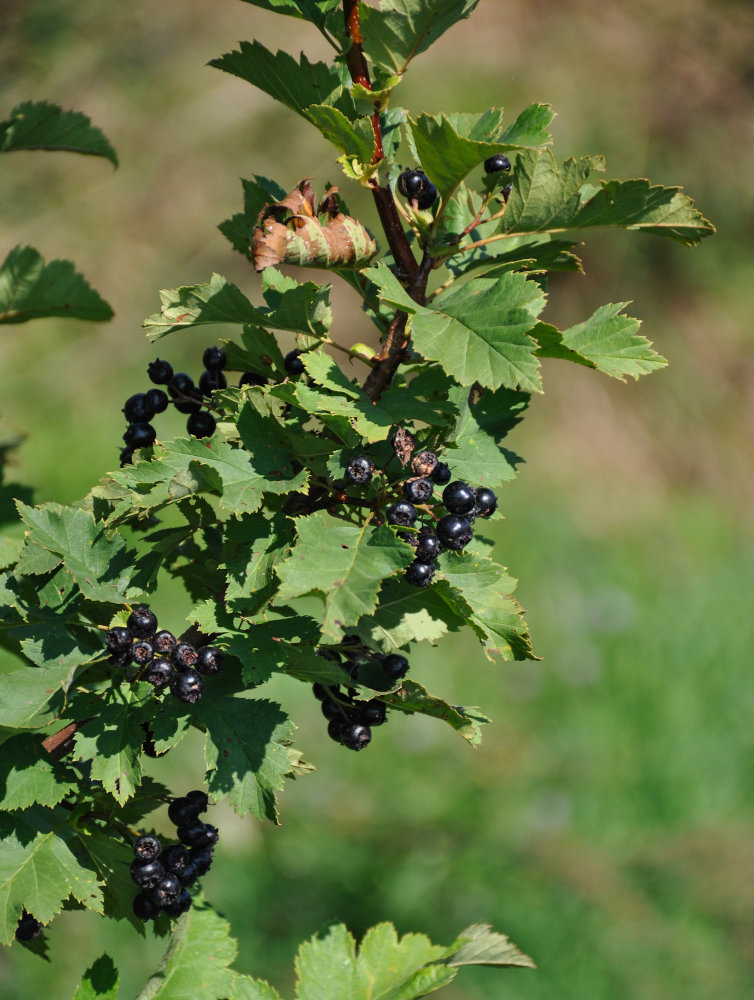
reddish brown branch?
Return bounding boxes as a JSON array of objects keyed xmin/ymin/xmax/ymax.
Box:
[{"xmin": 42, "ymin": 720, "xmax": 89, "ymax": 760}]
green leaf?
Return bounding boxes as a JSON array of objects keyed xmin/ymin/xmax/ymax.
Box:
[
  {"xmin": 0, "ymin": 807, "xmax": 103, "ymax": 945},
  {"xmin": 276, "ymin": 512, "xmax": 412, "ymax": 641},
  {"xmin": 231, "ymin": 976, "xmax": 282, "ymax": 1000},
  {"xmin": 143, "ymin": 273, "xmax": 332, "ymax": 341},
  {"xmin": 73, "ymin": 954, "xmax": 120, "ymax": 1000},
  {"xmin": 219, "ymin": 176, "xmax": 288, "ymax": 257},
  {"xmin": 196, "ymin": 692, "xmax": 298, "ymax": 821},
  {"xmin": 0, "ymin": 246, "xmax": 113, "ymax": 325},
  {"xmin": 385, "ymin": 679, "xmax": 490, "ymax": 745},
  {"xmin": 0, "ymin": 661, "xmax": 84, "ymax": 730},
  {"xmin": 134, "ymin": 902, "xmax": 236, "ymax": 1000},
  {"xmin": 79, "ymin": 833, "xmax": 147, "ymax": 934},
  {"xmin": 446, "ymin": 924, "xmax": 535, "ymax": 968},
  {"xmin": 366, "ymin": 577, "xmax": 457, "ymax": 650},
  {"xmin": 442, "ymin": 386, "xmax": 521, "ymax": 491},
  {"xmin": 223, "ymin": 513, "xmax": 292, "ymax": 615},
  {"xmin": 261, "ymin": 269, "xmax": 333, "ymax": 340},
  {"xmin": 0, "ymin": 734, "xmax": 77, "ymax": 811},
  {"xmin": 360, "ymin": 0, "xmax": 480, "ymax": 77},
  {"xmin": 305, "ymin": 106, "xmax": 375, "ymax": 163},
  {"xmin": 532, "ymin": 303, "xmax": 667, "ymax": 380},
  {"xmin": 238, "ymin": 0, "xmax": 339, "ymax": 30},
  {"xmin": 0, "ymin": 101, "xmax": 117, "ymax": 165},
  {"xmin": 13, "ymin": 620, "xmax": 100, "ymax": 673}
]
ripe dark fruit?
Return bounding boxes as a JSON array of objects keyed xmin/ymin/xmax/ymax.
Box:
[
  {"xmin": 416, "ymin": 181, "xmax": 438, "ymax": 210},
  {"xmin": 109, "ymin": 646, "xmax": 133, "ymax": 668},
  {"xmin": 186, "ymin": 410, "xmax": 217, "ymax": 438},
  {"xmin": 406, "ymin": 560, "xmax": 436, "ymax": 588},
  {"xmin": 203, "ymin": 345, "xmax": 227, "ymax": 371},
  {"xmin": 442, "ymin": 481, "xmax": 476, "ymax": 515},
  {"xmin": 186, "ymin": 789, "xmax": 209, "ymax": 812},
  {"xmin": 411, "ymin": 450, "xmax": 438, "ymax": 478},
  {"xmin": 172, "ymin": 642, "xmax": 198, "ymax": 670},
  {"xmin": 239, "ymin": 371, "xmax": 268, "ymax": 388},
  {"xmin": 190, "ymin": 849, "xmax": 214, "ymax": 876},
  {"xmin": 133, "ymin": 892, "xmax": 160, "ymax": 921},
  {"xmin": 119, "ymin": 447, "xmax": 134, "ymax": 468},
  {"xmin": 133, "ymin": 834, "xmax": 162, "ymax": 863},
  {"xmin": 340, "ymin": 722, "xmax": 372, "ymax": 751},
  {"xmin": 178, "ymin": 863, "xmax": 198, "ymax": 888},
  {"xmin": 132, "ymin": 639, "xmax": 154, "ymax": 666},
  {"xmin": 321, "ymin": 697, "xmax": 342, "ymax": 721},
  {"xmin": 345, "ymin": 455, "xmax": 374, "ymax": 486},
  {"xmin": 123, "ymin": 393, "xmax": 155, "ymax": 423},
  {"xmin": 312, "ymin": 682, "xmax": 329, "ymax": 701},
  {"xmin": 130, "ymin": 858, "xmax": 164, "ymax": 890},
  {"xmin": 123, "ymin": 422, "xmax": 157, "ymax": 449},
  {"xmin": 145, "ymin": 388, "xmax": 169, "ymax": 414},
  {"xmin": 145, "ymin": 657, "xmax": 173, "ymax": 689},
  {"xmin": 15, "ymin": 911, "xmax": 42, "ymax": 941},
  {"xmin": 169, "ymin": 373, "xmax": 201, "ymax": 412},
  {"xmin": 176, "ymin": 821, "xmax": 209, "ymax": 847},
  {"xmin": 358, "ymin": 700, "xmax": 387, "ymax": 726},
  {"xmin": 170, "ymin": 668, "xmax": 204, "ymax": 703},
  {"xmin": 386, "ymin": 501, "xmax": 418, "ymax": 527},
  {"xmin": 475, "ymin": 486, "xmax": 498, "ymax": 518},
  {"xmin": 151, "ymin": 873, "xmax": 181, "ymax": 907},
  {"xmin": 196, "ymin": 646, "xmax": 224, "ymax": 675},
  {"xmin": 153, "ymin": 630, "xmax": 176, "ymax": 655},
  {"xmin": 437, "ymin": 514, "xmax": 473, "ymax": 550},
  {"xmin": 415, "ymin": 530, "xmax": 441, "ymax": 563},
  {"xmin": 194, "ymin": 823, "xmax": 219, "ymax": 849},
  {"xmin": 397, "ymin": 168, "xmax": 428, "ymax": 198},
  {"xmin": 382, "ymin": 653, "xmax": 410, "ymax": 680},
  {"xmin": 327, "ymin": 717, "xmax": 346, "ymax": 743},
  {"xmin": 198, "ymin": 369, "xmax": 227, "ymax": 395},
  {"xmin": 127, "ymin": 605, "xmax": 158, "ymax": 638},
  {"xmin": 403, "ymin": 477, "xmax": 434, "ymax": 504},
  {"xmin": 484, "ymin": 153, "xmax": 511, "ymax": 174},
  {"xmin": 105, "ymin": 626, "xmax": 132, "ymax": 651},
  {"xmin": 168, "ymin": 797, "xmax": 200, "ymax": 827},
  {"xmin": 148, "ymin": 359, "xmax": 173, "ymax": 385},
  {"xmin": 162, "ymin": 844, "xmax": 192, "ymax": 876},
  {"xmin": 284, "ymin": 349, "xmax": 305, "ymax": 376},
  {"xmin": 432, "ymin": 462, "xmax": 452, "ymax": 486},
  {"xmin": 165, "ymin": 888, "xmax": 193, "ymax": 917}
]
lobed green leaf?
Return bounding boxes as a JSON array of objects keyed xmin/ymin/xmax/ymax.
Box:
[
  {"xmin": 0, "ymin": 246, "xmax": 113, "ymax": 326},
  {"xmin": 0, "ymin": 101, "xmax": 117, "ymax": 164}
]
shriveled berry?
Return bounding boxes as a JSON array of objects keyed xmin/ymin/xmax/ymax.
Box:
[
  {"xmin": 130, "ymin": 858, "xmax": 164, "ymax": 889},
  {"xmin": 411, "ymin": 450, "xmax": 438, "ymax": 478},
  {"xmin": 172, "ymin": 642, "xmax": 198, "ymax": 670},
  {"xmin": 397, "ymin": 168, "xmax": 429, "ymax": 198},
  {"xmin": 196, "ymin": 646, "xmax": 224, "ymax": 675},
  {"xmin": 123, "ymin": 422, "xmax": 156, "ymax": 449},
  {"xmin": 145, "ymin": 657, "xmax": 174, "ymax": 689},
  {"xmin": 475, "ymin": 486, "xmax": 498, "ymax": 517},
  {"xmin": 198, "ymin": 369, "xmax": 227, "ymax": 395},
  {"xmin": 165, "ymin": 888, "xmax": 192, "ymax": 918},
  {"xmin": 437, "ymin": 514, "xmax": 473, "ymax": 550},
  {"xmin": 162, "ymin": 844, "xmax": 192, "ymax": 876},
  {"xmin": 176, "ymin": 821, "xmax": 209, "ymax": 847},
  {"xmin": 148, "ymin": 359, "xmax": 173, "ymax": 385},
  {"xmin": 340, "ymin": 722, "xmax": 372, "ymax": 751},
  {"xmin": 109, "ymin": 646, "xmax": 133, "ymax": 668},
  {"xmin": 186, "ymin": 410, "xmax": 216, "ymax": 438},
  {"xmin": 406, "ymin": 560, "xmax": 436, "ymax": 588},
  {"xmin": 132, "ymin": 639, "xmax": 154, "ymax": 666},
  {"xmin": 170, "ymin": 668, "xmax": 204, "ymax": 704},
  {"xmin": 133, "ymin": 834, "xmax": 162, "ymax": 863},
  {"xmin": 382, "ymin": 653, "xmax": 409, "ymax": 680},
  {"xmin": 133, "ymin": 892, "xmax": 160, "ymax": 921},
  {"xmin": 357, "ymin": 700, "xmax": 387, "ymax": 726},
  {"xmin": 203, "ymin": 346, "xmax": 227, "ymax": 371},
  {"xmin": 127, "ymin": 605, "xmax": 158, "ymax": 638},
  {"xmin": 15, "ymin": 911, "xmax": 42, "ymax": 941},
  {"xmin": 190, "ymin": 848, "xmax": 214, "ymax": 876},
  {"xmin": 123, "ymin": 393, "xmax": 155, "ymax": 423},
  {"xmin": 415, "ymin": 530, "xmax": 441, "ymax": 563},
  {"xmin": 145, "ymin": 388, "xmax": 169, "ymax": 414},
  {"xmin": 186, "ymin": 789, "xmax": 209, "ymax": 813},
  {"xmin": 345, "ymin": 455, "xmax": 374, "ymax": 486},
  {"xmin": 168, "ymin": 797, "xmax": 200, "ymax": 827},
  {"xmin": 151, "ymin": 873, "xmax": 181, "ymax": 907},
  {"xmin": 484, "ymin": 153, "xmax": 511, "ymax": 174},
  {"xmin": 416, "ymin": 181, "xmax": 438, "ymax": 210},
  {"xmin": 403, "ymin": 477, "xmax": 433, "ymax": 504},
  {"xmin": 239, "ymin": 371, "xmax": 268, "ymax": 387},
  {"xmin": 442, "ymin": 481, "xmax": 476, "ymax": 515},
  {"xmin": 386, "ymin": 501, "xmax": 418, "ymax": 527},
  {"xmin": 105, "ymin": 626, "xmax": 132, "ymax": 651},
  {"xmin": 432, "ymin": 462, "xmax": 452, "ymax": 486},
  {"xmin": 153, "ymin": 630, "xmax": 176, "ymax": 655},
  {"xmin": 284, "ymin": 350, "xmax": 305, "ymax": 376}
]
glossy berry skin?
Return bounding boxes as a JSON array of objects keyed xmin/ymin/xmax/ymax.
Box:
[
  {"xmin": 284, "ymin": 349, "xmax": 305, "ymax": 376},
  {"xmin": 162, "ymin": 844, "xmax": 192, "ymax": 876},
  {"xmin": 176, "ymin": 821, "xmax": 209, "ymax": 847},
  {"xmin": 327, "ymin": 717, "xmax": 346, "ymax": 743},
  {"xmin": 123, "ymin": 393, "xmax": 155, "ymax": 423},
  {"xmin": 406, "ymin": 560, "xmax": 436, "ymax": 588},
  {"xmin": 148, "ymin": 359, "xmax": 173, "ymax": 385},
  {"xmin": 170, "ymin": 668, "xmax": 204, "ymax": 704},
  {"xmin": 203, "ymin": 346, "xmax": 227, "ymax": 371},
  {"xmin": 312, "ymin": 682, "xmax": 329, "ymax": 701},
  {"xmin": 484, "ymin": 153, "xmax": 511, "ymax": 174},
  {"xmin": 133, "ymin": 834, "xmax": 162, "ymax": 863},
  {"xmin": 172, "ymin": 642, "xmax": 198, "ymax": 670},
  {"xmin": 178, "ymin": 862, "xmax": 198, "ymax": 888},
  {"xmin": 109, "ymin": 646, "xmax": 133, "ymax": 668},
  {"xmin": 151, "ymin": 873, "xmax": 181, "ymax": 907},
  {"xmin": 105, "ymin": 626, "xmax": 132, "ymax": 651},
  {"xmin": 132, "ymin": 640, "xmax": 154, "ymax": 666},
  {"xmin": 358, "ymin": 700, "xmax": 387, "ymax": 726},
  {"xmin": 186, "ymin": 789, "xmax": 209, "ymax": 812},
  {"xmin": 382, "ymin": 653, "xmax": 410, "ymax": 680},
  {"xmin": 386, "ymin": 501, "xmax": 418, "ymax": 528},
  {"xmin": 168, "ymin": 797, "xmax": 200, "ymax": 827},
  {"xmin": 123, "ymin": 422, "xmax": 156, "ymax": 449},
  {"xmin": 239, "ymin": 371, "xmax": 268, "ymax": 388},
  {"xmin": 475, "ymin": 486, "xmax": 498, "ymax": 518},
  {"xmin": 397, "ymin": 168, "xmax": 429, "ymax": 198},
  {"xmin": 15, "ymin": 911, "xmax": 42, "ymax": 941},
  {"xmin": 415, "ymin": 530, "xmax": 441, "ymax": 563},
  {"xmin": 130, "ymin": 858, "xmax": 164, "ymax": 890},
  {"xmin": 403, "ymin": 477, "xmax": 434, "ymax": 504},
  {"xmin": 145, "ymin": 388, "xmax": 169, "ymax": 414},
  {"xmin": 133, "ymin": 892, "xmax": 160, "ymax": 921},
  {"xmin": 321, "ymin": 697, "xmax": 342, "ymax": 721},
  {"xmin": 127, "ymin": 605, "xmax": 157, "ymax": 638},
  {"xmin": 198, "ymin": 369, "xmax": 227, "ymax": 395},
  {"xmin": 190, "ymin": 848, "xmax": 214, "ymax": 876},
  {"xmin": 345, "ymin": 455, "xmax": 374, "ymax": 486},
  {"xmin": 196, "ymin": 646, "xmax": 224, "ymax": 675},
  {"xmin": 145, "ymin": 657, "xmax": 174, "ymax": 689},
  {"xmin": 165, "ymin": 888, "xmax": 193, "ymax": 917},
  {"xmin": 442, "ymin": 481, "xmax": 476, "ymax": 515},
  {"xmin": 194, "ymin": 823, "xmax": 219, "ymax": 849},
  {"xmin": 186, "ymin": 410, "xmax": 216, "ymax": 438},
  {"xmin": 437, "ymin": 514, "xmax": 473, "ymax": 551},
  {"xmin": 411, "ymin": 450, "xmax": 437, "ymax": 478},
  {"xmin": 153, "ymin": 630, "xmax": 176, "ymax": 655},
  {"xmin": 431, "ymin": 462, "xmax": 452, "ymax": 486},
  {"xmin": 169, "ymin": 373, "xmax": 201, "ymax": 413},
  {"xmin": 340, "ymin": 722, "xmax": 372, "ymax": 751},
  {"xmin": 416, "ymin": 182, "xmax": 438, "ymax": 210}
]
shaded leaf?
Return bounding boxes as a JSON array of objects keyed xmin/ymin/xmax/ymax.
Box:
[
  {"xmin": 360, "ymin": 0, "xmax": 479, "ymax": 77},
  {"xmin": 0, "ymin": 734, "xmax": 77, "ymax": 811},
  {"xmin": 0, "ymin": 246, "xmax": 113, "ymax": 325},
  {"xmin": 385, "ymin": 679, "xmax": 490, "ymax": 745},
  {"xmin": 73, "ymin": 953, "xmax": 120, "ymax": 1000},
  {"xmin": 0, "ymin": 101, "xmax": 117, "ymax": 165}
]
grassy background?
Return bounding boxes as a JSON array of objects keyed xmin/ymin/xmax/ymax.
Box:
[{"xmin": 1, "ymin": 0, "xmax": 753, "ymax": 997}]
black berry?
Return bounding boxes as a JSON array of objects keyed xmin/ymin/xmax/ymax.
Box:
[
  {"xmin": 153, "ymin": 630, "xmax": 176, "ymax": 655},
  {"xmin": 321, "ymin": 697, "xmax": 342, "ymax": 721},
  {"xmin": 151, "ymin": 873, "xmax": 181, "ymax": 908},
  {"xmin": 437, "ymin": 514, "xmax": 473, "ymax": 550},
  {"xmin": 403, "ymin": 477, "xmax": 434, "ymax": 504},
  {"xmin": 340, "ymin": 722, "xmax": 372, "ymax": 751},
  {"xmin": 312, "ymin": 682, "xmax": 329, "ymax": 701},
  {"xmin": 127, "ymin": 605, "xmax": 158, "ymax": 638},
  {"xmin": 130, "ymin": 858, "xmax": 164, "ymax": 890},
  {"xmin": 397, "ymin": 168, "xmax": 429, "ymax": 198},
  {"xmin": 15, "ymin": 911, "xmax": 42, "ymax": 941},
  {"xmin": 386, "ymin": 501, "xmax": 418, "ymax": 528},
  {"xmin": 109, "ymin": 645, "xmax": 133, "ymax": 668},
  {"xmin": 169, "ymin": 373, "xmax": 201, "ymax": 413},
  {"xmin": 411, "ymin": 450, "xmax": 438, "ymax": 478},
  {"xmin": 194, "ymin": 823, "xmax": 219, "ymax": 849},
  {"xmin": 132, "ymin": 639, "xmax": 154, "ymax": 666},
  {"xmin": 382, "ymin": 653, "xmax": 409, "ymax": 680},
  {"xmin": 416, "ymin": 181, "xmax": 438, "ymax": 210},
  {"xmin": 178, "ymin": 862, "xmax": 199, "ymax": 887},
  {"xmin": 198, "ymin": 369, "xmax": 227, "ymax": 395},
  {"xmin": 190, "ymin": 848, "xmax": 214, "ymax": 876},
  {"xmin": 133, "ymin": 834, "xmax": 162, "ymax": 862},
  {"xmin": 406, "ymin": 560, "xmax": 436, "ymax": 588},
  {"xmin": 162, "ymin": 844, "xmax": 192, "ymax": 876},
  {"xmin": 357, "ymin": 700, "xmax": 387, "ymax": 726},
  {"xmin": 203, "ymin": 346, "xmax": 227, "ymax": 371},
  {"xmin": 186, "ymin": 789, "xmax": 209, "ymax": 813},
  {"xmin": 164, "ymin": 888, "xmax": 193, "ymax": 917},
  {"xmin": 133, "ymin": 892, "xmax": 160, "ymax": 921},
  {"xmin": 119, "ymin": 447, "xmax": 134, "ymax": 468},
  {"xmin": 415, "ymin": 529, "xmax": 441, "ymax": 563},
  {"xmin": 145, "ymin": 388, "xmax": 169, "ymax": 414},
  {"xmin": 186, "ymin": 410, "xmax": 217, "ymax": 438},
  {"xmin": 475, "ymin": 486, "xmax": 498, "ymax": 517},
  {"xmin": 176, "ymin": 821, "xmax": 209, "ymax": 847},
  {"xmin": 145, "ymin": 657, "xmax": 174, "ymax": 689},
  {"xmin": 168, "ymin": 797, "xmax": 200, "ymax": 827},
  {"xmin": 170, "ymin": 668, "xmax": 204, "ymax": 704},
  {"xmin": 284, "ymin": 350, "xmax": 305, "ymax": 376},
  {"xmin": 327, "ymin": 717, "xmax": 346, "ymax": 743},
  {"xmin": 239, "ymin": 371, "xmax": 268, "ymax": 388},
  {"xmin": 196, "ymin": 646, "xmax": 224, "ymax": 675},
  {"xmin": 432, "ymin": 462, "xmax": 452, "ymax": 486},
  {"xmin": 148, "ymin": 359, "xmax": 173, "ymax": 385},
  {"xmin": 123, "ymin": 393, "xmax": 155, "ymax": 423},
  {"xmin": 345, "ymin": 455, "xmax": 374, "ymax": 486},
  {"xmin": 105, "ymin": 626, "xmax": 132, "ymax": 651},
  {"xmin": 442, "ymin": 481, "xmax": 476, "ymax": 515},
  {"xmin": 172, "ymin": 642, "xmax": 198, "ymax": 670},
  {"xmin": 484, "ymin": 153, "xmax": 511, "ymax": 174},
  {"xmin": 123, "ymin": 422, "xmax": 156, "ymax": 449}
]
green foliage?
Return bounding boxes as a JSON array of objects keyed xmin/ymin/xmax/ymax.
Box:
[
  {"xmin": 0, "ymin": 101, "xmax": 118, "ymax": 165},
  {"xmin": 0, "ymin": 246, "xmax": 113, "ymax": 325}
]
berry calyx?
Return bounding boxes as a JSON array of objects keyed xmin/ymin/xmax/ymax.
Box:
[
  {"xmin": 196, "ymin": 646, "xmax": 225, "ymax": 675},
  {"xmin": 411, "ymin": 450, "xmax": 438, "ymax": 478},
  {"xmin": 239, "ymin": 371, "xmax": 268, "ymax": 388},
  {"xmin": 186, "ymin": 410, "xmax": 217, "ymax": 438},
  {"xmin": 123, "ymin": 393, "xmax": 155, "ymax": 423},
  {"xmin": 162, "ymin": 844, "xmax": 192, "ymax": 875},
  {"xmin": 144, "ymin": 657, "xmax": 174, "ymax": 689},
  {"xmin": 203, "ymin": 345, "xmax": 227, "ymax": 371},
  {"xmin": 198, "ymin": 369, "xmax": 227, "ymax": 395},
  {"xmin": 145, "ymin": 388, "xmax": 169, "ymax": 414},
  {"xmin": 105, "ymin": 626, "xmax": 132, "ymax": 651},
  {"xmin": 171, "ymin": 642, "xmax": 198, "ymax": 670},
  {"xmin": 340, "ymin": 721, "xmax": 372, "ymax": 751},
  {"xmin": 148, "ymin": 359, "xmax": 173, "ymax": 385},
  {"xmin": 437, "ymin": 514, "xmax": 473, "ymax": 550},
  {"xmin": 170, "ymin": 668, "xmax": 204, "ymax": 703},
  {"xmin": 386, "ymin": 501, "xmax": 418, "ymax": 527},
  {"xmin": 151, "ymin": 873, "xmax": 181, "ymax": 907},
  {"xmin": 442, "ymin": 480, "xmax": 476, "ymax": 515},
  {"xmin": 403, "ymin": 477, "xmax": 434, "ymax": 504},
  {"xmin": 123, "ymin": 422, "xmax": 157, "ymax": 449},
  {"xmin": 345, "ymin": 455, "xmax": 374, "ymax": 486},
  {"xmin": 484, "ymin": 153, "xmax": 511, "ymax": 174},
  {"xmin": 153, "ymin": 629, "xmax": 176, "ymax": 655},
  {"xmin": 382, "ymin": 653, "xmax": 409, "ymax": 680},
  {"xmin": 127, "ymin": 605, "xmax": 158, "ymax": 637},
  {"xmin": 133, "ymin": 834, "xmax": 162, "ymax": 863},
  {"xmin": 397, "ymin": 168, "xmax": 429, "ymax": 198},
  {"xmin": 132, "ymin": 639, "xmax": 154, "ymax": 666},
  {"xmin": 130, "ymin": 858, "xmax": 164, "ymax": 889},
  {"xmin": 284, "ymin": 349, "xmax": 305, "ymax": 376},
  {"xmin": 432, "ymin": 462, "xmax": 452, "ymax": 486},
  {"xmin": 406, "ymin": 560, "xmax": 436, "ymax": 588},
  {"xmin": 475, "ymin": 486, "xmax": 498, "ymax": 517}
]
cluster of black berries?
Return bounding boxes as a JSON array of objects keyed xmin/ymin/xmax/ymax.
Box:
[
  {"xmin": 105, "ymin": 605, "xmax": 224, "ymax": 705},
  {"xmin": 130, "ymin": 791, "xmax": 217, "ymax": 922},
  {"xmin": 397, "ymin": 168, "xmax": 438, "ymax": 210},
  {"xmin": 15, "ymin": 910, "xmax": 42, "ymax": 942}
]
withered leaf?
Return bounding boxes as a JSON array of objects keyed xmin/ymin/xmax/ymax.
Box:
[{"xmin": 391, "ymin": 427, "xmax": 416, "ymax": 467}]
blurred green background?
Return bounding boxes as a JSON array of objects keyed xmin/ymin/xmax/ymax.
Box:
[{"xmin": 1, "ymin": 0, "xmax": 753, "ymax": 997}]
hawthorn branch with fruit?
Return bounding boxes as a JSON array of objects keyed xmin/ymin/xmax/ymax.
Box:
[{"xmin": 0, "ymin": 1, "xmax": 713, "ymax": 995}]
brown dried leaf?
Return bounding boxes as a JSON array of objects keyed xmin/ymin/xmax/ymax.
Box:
[{"xmin": 391, "ymin": 427, "xmax": 416, "ymax": 467}]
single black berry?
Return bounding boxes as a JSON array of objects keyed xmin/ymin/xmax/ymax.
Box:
[
  {"xmin": 148, "ymin": 359, "xmax": 173, "ymax": 385},
  {"xmin": 345, "ymin": 455, "xmax": 374, "ymax": 486},
  {"xmin": 432, "ymin": 462, "xmax": 452, "ymax": 486},
  {"xmin": 123, "ymin": 393, "xmax": 155, "ymax": 423},
  {"xmin": 239, "ymin": 371, "xmax": 268, "ymax": 388},
  {"xmin": 153, "ymin": 630, "xmax": 176, "ymax": 655},
  {"xmin": 151, "ymin": 873, "xmax": 181, "ymax": 908},
  {"xmin": 109, "ymin": 645, "xmax": 133, "ymax": 668},
  {"xmin": 130, "ymin": 858, "xmax": 165, "ymax": 890},
  {"xmin": 133, "ymin": 834, "xmax": 162, "ymax": 863},
  {"xmin": 169, "ymin": 373, "xmax": 201, "ymax": 413},
  {"xmin": 170, "ymin": 668, "xmax": 204, "ymax": 704},
  {"xmin": 178, "ymin": 862, "xmax": 199, "ymax": 887},
  {"xmin": 415, "ymin": 530, "xmax": 441, "ymax": 563},
  {"xmin": 132, "ymin": 639, "xmax": 154, "ymax": 666},
  {"xmin": 437, "ymin": 514, "xmax": 473, "ymax": 551},
  {"xmin": 403, "ymin": 477, "xmax": 434, "ymax": 504},
  {"xmin": 162, "ymin": 844, "xmax": 192, "ymax": 876},
  {"xmin": 196, "ymin": 646, "xmax": 224, "ymax": 675},
  {"xmin": 194, "ymin": 823, "xmax": 219, "ymax": 849},
  {"xmin": 340, "ymin": 721, "xmax": 372, "ymax": 751},
  {"xmin": 484, "ymin": 153, "xmax": 511, "ymax": 174},
  {"xmin": 321, "ymin": 697, "xmax": 342, "ymax": 721},
  {"xmin": 127, "ymin": 605, "xmax": 158, "ymax": 638},
  {"xmin": 474, "ymin": 486, "xmax": 498, "ymax": 518},
  {"xmin": 186, "ymin": 789, "xmax": 209, "ymax": 813},
  {"xmin": 186, "ymin": 410, "xmax": 217, "ymax": 438},
  {"xmin": 198, "ymin": 369, "xmax": 227, "ymax": 395},
  {"xmin": 15, "ymin": 911, "xmax": 42, "ymax": 941},
  {"xmin": 382, "ymin": 653, "xmax": 410, "ymax": 680},
  {"xmin": 386, "ymin": 501, "xmax": 418, "ymax": 528},
  {"xmin": 119, "ymin": 447, "xmax": 134, "ymax": 468},
  {"xmin": 145, "ymin": 657, "xmax": 174, "ymax": 689},
  {"xmin": 284, "ymin": 350, "xmax": 305, "ymax": 376},
  {"xmin": 133, "ymin": 892, "xmax": 160, "ymax": 921},
  {"xmin": 190, "ymin": 848, "xmax": 214, "ymax": 876},
  {"xmin": 203, "ymin": 346, "xmax": 227, "ymax": 371},
  {"xmin": 123, "ymin": 422, "xmax": 156, "ymax": 449},
  {"xmin": 105, "ymin": 626, "xmax": 132, "ymax": 651},
  {"xmin": 357, "ymin": 700, "xmax": 387, "ymax": 726},
  {"xmin": 405, "ymin": 560, "xmax": 436, "ymax": 588},
  {"xmin": 312, "ymin": 682, "xmax": 329, "ymax": 701},
  {"xmin": 176, "ymin": 821, "xmax": 209, "ymax": 847},
  {"xmin": 172, "ymin": 642, "xmax": 198, "ymax": 670},
  {"xmin": 411, "ymin": 450, "xmax": 438, "ymax": 478},
  {"xmin": 327, "ymin": 717, "xmax": 346, "ymax": 744},
  {"xmin": 168, "ymin": 797, "xmax": 200, "ymax": 827},
  {"xmin": 145, "ymin": 388, "xmax": 169, "ymax": 414},
  {"xmin": 397, "ymin": 168, "xmax": 429, "ymax": 198},
  {"xmin": 442, "ymin": 481, "xmax": 476, "ymax": 515},
  {"xmin": 165, "ymin": 888, "xmax": 193, "ymax": 918},
  {"xmin": 416, "ymin": 181, "xmax": 438, "ymax": 210}
]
